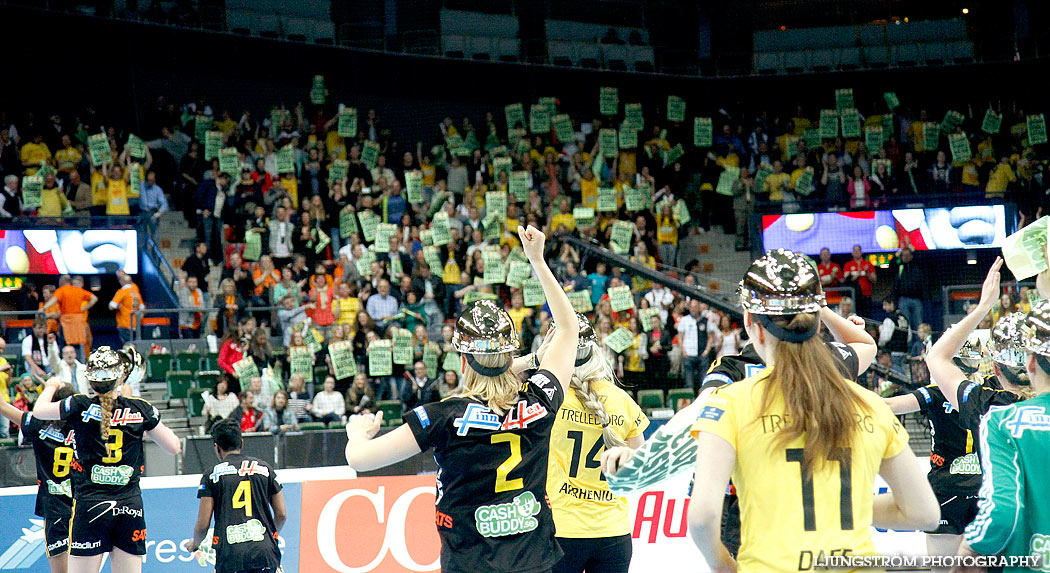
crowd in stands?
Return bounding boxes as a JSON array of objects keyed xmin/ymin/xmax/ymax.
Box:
[{"xmin": 2, "ymin": 87, "xmax": 1041, "ymax": 419}]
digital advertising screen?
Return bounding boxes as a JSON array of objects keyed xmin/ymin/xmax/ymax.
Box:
[
  {"xmin": 761, "ymin": 205, "xmax": 1009, "ymax": 256},
  {"xmin": 0, "ymin": 230, "xmax": 138, "ymax": 275}
]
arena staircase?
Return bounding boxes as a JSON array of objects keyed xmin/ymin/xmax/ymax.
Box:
[{"xmin": 154, "ymin": 211, "xmax": 224, "ymax": 293}]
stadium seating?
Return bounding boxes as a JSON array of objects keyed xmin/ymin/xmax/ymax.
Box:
[
  {"xmin": 299, "ymin": 422, "xmax": 327, "ymax": 431},
  {"xmin": 165, "ymin": 371, "xmax": 196, "ymax": 401},
  {"xmin": 666, "ymin": 388, "xmax": 694, "ymax": 411},
  {"xmin": 186, "ymin": 388, "xmax": 207, "ymax": 418},
  {"xmin": 197, "ymin": 371, "xmax": 221, "ymax": 391},
  {"xmin": 327, "ymin": 421, "xmax": 345, "ymax": 429},
  {"xmin": 376, "ymin": 400, "xmax": 403, "ymax": 427},
  {"xmin": 175, "ymin": 350, "xmax": 200, "ymax": 375},
  {"xmin": 202, "ymin": 353, "xmax": 220, "ymax": 372},
  {"xmin": 148, "ymin": 354, "xmax": 172, "ymax": 383},
  {"xmin": 636, "ymin": 389, "xmax": 665, "ymax": 412}
]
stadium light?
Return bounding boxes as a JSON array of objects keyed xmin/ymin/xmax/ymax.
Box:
[
  {"xmin": 966, "ymin": 250, "xmax": 977, "ymax": 265},
  {"xmin": 962, "ymin": 7, "xmax": 969, "ymax": 14}
]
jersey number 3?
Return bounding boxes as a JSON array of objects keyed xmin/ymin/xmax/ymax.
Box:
[
  {"xmin": 491, "ymin": 433, "xmax": 524, "ymax": 493},
  {"xmin": 786, "ymin": 447, "xmax": 853, "ymax": 531},
  {"xmin": 102, "ymin": 429, "xmax": 123, "ymax": 464}
]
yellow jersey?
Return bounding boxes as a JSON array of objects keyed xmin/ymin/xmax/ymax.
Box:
[
  {"xmin": 657, "ymin": 215, "xmax": 678, "ymax": 245},
  {"xmin": 548, "ymin": 379, "xmax": 649, "ymax": 537},
  {"xmin": 581, "ymin": 178, "xmax": 598, "ymax": 208},
  {"xmin": 20, "ymin": 142, "xmax": 52, "ymax": 175},
  {"xmin": 764, "ymin": 172, "xmax": 790, "ymax": 201},
  {"xmin": 507, "ymin": 307, "xmax": 532, "ymax": 335},
  {"xmin": 335, "ymin": 296, "xmax": 359, "ymax": 326},
  {"xmin": 551, "ymin": 212, "xmax": 575, "ymax": 233},
  {"xmin": 692, "ymin": 372, "xmax": 909, "ymax": 572},
  {"xmin": 281, "ymin": 176, "xmax": 299, "ymax": 209},
  {"xmin": 631, "ymin": 256, "xmax": 655, "ymax": 291},
  {"xmin": 54, "ymin": 147, "xmax": 82, "ymax": 173},
  {"xmin": 90, "ymin": 172, "xmax": 107, "ymax": 205},
  {"xmin": 106, "ymin": 180, "xmax": 130, "ymax": 215}
]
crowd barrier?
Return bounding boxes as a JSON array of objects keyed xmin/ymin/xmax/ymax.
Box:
[{"xmin": 0, "ymin": 464, "xmax": 929, "ymax": 572}]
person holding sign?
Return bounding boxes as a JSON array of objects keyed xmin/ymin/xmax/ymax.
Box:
[
  {"xmin": 685, "ymin": 249, "xmax": 938, "ymax": 571},
  {"xmin": 345, "ymin": 225, "xmax": 580, "ymax": 573}
]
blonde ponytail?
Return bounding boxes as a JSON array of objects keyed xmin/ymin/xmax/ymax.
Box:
[
  {"xmin": 458, "ymin": 352, "xmax": 519, "ymax": 415},
  {"xmin": 99, "ymin": 391, "xmax": 117, "ymax": 441},
  {"xmin": 570, "ymin": 342, "xmax": 627, "ymax": 449}
]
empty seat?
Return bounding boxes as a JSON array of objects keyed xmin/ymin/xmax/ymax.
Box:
[
  {"xmin": 186, "ymin": 388, "xmax": 207, "ymax": 418},
  {"xmin": 755, "ymin": 51, "xmax": 781, "ymax": 74},
  {"xmin": 783, "ymin": 50, "xmax": 807, "ymax": 72},
  {"xmin": 165, "ymin": 371, "xmax": 195, "ymax": 401},
  {"xmin": 809, "ymin": 48, "xmax": 839, "ymax": 71},
  {"xmin": 375, "ymin": 400, "xmax": 402, "ymax": 427},
  {"xmin": 442, "ymin": 34, "xmax": 465, "ymax": 58},
  {"xmin": 175, "ymin": 351, "xmax": 200, "ymax": 375},
  {"xmin": 630, "ymin": 45, "xmax": 655, "ymax": 70},
  {"xmin": 148, "ymin": 353, "xmax": 172, "ymax": 382},
  {"xmin": 496, "ymin": 38, "xmax": 520, "ymax": 62},
  {"xmin": 603, "ymin": 44, "xmax": 628, "ymax": 69},
  {"xmin": 838, "ymin": 47, "xmax": 861, "ymax": 70},
  {"xmin": 924, "ymin": 42, "xmax": 947, "ymax": 65},
  {"xmin": 863, "ymin": 45, "xmax": 890, "ymax": 68},
  {"xmin": 299, "ymin": 422, "xmax": 327, "ymax": 431},
  {"xmin": 636, "ymin": 389, "xmax": 665, "ymax": 411},
  {"xmin": 470, "ymin": 37, "xmax": 492, "ymax": 60},
  {"xmin": 893, "ymin": 44, "xmax": 921, "ymax": 66},
  {"xmin": 666, "ymin": 388, "xmax": 694, "ymax": 411},
  {"xmin": 578, "ymin": 43, "xmax": 602, "ymax": 68},
  {"xmin": 548, "ymin": 40, "xmax": 577, "ymax": 66},
  {"xmin": 859, "ymin": 24, "xmax": 885, "ymax": 46},
  {"xmin": 950, "ymin": 40, "xmax": 975, "ymax": 63}
]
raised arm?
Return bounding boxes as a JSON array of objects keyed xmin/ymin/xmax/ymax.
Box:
[
  {"xmin": 344, "ymin": 413, "xmax": 421, "ymax": 471},
  {"xmin": 884, "ymin": 393, "xmax": 921, "ymax": 415},
  {"xmin": 519, "ymin": 225, "xmax": 578, "ymax": 389},
  {"xmin": 820, "ymin": 306, "xmax": 877, "ymax": 372},
  {"xmin": 928, "ymin": 258, "xmax": 1001, "ymax": 410},
  {"xmin": 32, "ymin": 378, "xmax": 63, "ymax": 420}
]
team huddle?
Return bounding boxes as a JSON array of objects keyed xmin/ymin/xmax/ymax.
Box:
[{"xmin": 6, "ymin": 226, "xmax": 1048, "ymax": 573}]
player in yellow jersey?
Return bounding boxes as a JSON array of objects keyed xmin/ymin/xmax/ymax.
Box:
[
  {"xmin": 687, "ymin": 249, "xmax": 939, "ymax": 572},
  {"xmin": 516, "ymin": 312, "xmax": 648, "ymax": 573}
]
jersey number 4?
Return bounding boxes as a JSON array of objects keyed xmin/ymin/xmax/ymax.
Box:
[
  {"xmin": 566, "ymin": 430, "xmax": 605, "ymax": 481},
  {"xmin": 232, "ymin": 480, "xmax": 253, "ymax": 517},
  {"xmin": 785, "ymin": 447, "xmax": 853, "ymax": 531}
]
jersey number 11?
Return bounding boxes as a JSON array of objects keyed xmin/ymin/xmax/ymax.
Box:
[{"xmin": 785, "ymin": 447, "xmax": 853, "ymax": 531}]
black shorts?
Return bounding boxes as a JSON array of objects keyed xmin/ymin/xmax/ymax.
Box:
[
  {"xmin": 69, "ymin": 496, "xmax": 147, "ymax": 557},
  {"xmin": 928, "ymin": 490, "xmax": 979, "ymax": 535},
  {"xmin": 44, "ymin": 514, "xmax": 71, "ymax": 557},
  {"xmin": 553, "ymin": 534, "xmax": 633, "ymax": 573},
  {"xmin": 721, "ymin": 493, "xmax": 741, "ymax": 557}
]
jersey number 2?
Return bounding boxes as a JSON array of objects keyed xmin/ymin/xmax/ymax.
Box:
[
  {"xmin": 232, "ymin": 480, "xmax": 253, "ymax": 517},
  {"xmin": 491, "ymin": 433, "xmax": 524, "ymax": 493},
  {"xmin": 785, "ymin": 447, "xmax": 853, "ymax": 531}
]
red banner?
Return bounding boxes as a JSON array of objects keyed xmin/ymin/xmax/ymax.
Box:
[{"xmin": 299, "ymin": 476, "xmax": 441, "ymax": 572}]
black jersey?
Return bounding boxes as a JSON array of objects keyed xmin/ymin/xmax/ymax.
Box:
[
  {"xmin": 957, "ymin": 376, "xmax": 1024, "ymax": 432},
  {"xmin": 20, "ymin": 412, "xmax": 75, "ymax": 518},
  {"xmin": 197, "ymin": 453, "xmax": 282, "ymax": 573},
  {"xmin": 58, "ymin": 394, "xmax": 160, "ymax": 500},
  {"xmin": 700, "ymin": 341, "xmax": 860, "ymax": 391},
  {"xmin": 910, "ymin": 384, "xmax": 981, "ymax": 492},
  {"xmin": 403, "ymin": 369, "xmax": 565, "ymax": 573}
]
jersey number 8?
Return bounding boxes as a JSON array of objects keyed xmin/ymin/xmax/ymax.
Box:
[{"xmin": 53, "ymin": 447, "xmax": 75, "ymax": 478}]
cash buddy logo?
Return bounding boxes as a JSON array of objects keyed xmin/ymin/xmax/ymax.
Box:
[
  {"xmin": 226, "ymin": 520, "xmax": 267, "ymax": 544},
  {"xmin": 474, "ymin": 491, "xmax": 541, "ymax": 538},
  {"xmin": 0, "ymin": 520, "xmax": 45, "ymax": 569}
]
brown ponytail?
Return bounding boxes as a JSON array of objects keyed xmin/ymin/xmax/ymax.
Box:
[
  {"xmin": 760, "ymin": 313, "xmax": 871, "ymax": 476},
  {"xmin": 99, "ymin": 392, "xmax": 117, "ymax": 441}
]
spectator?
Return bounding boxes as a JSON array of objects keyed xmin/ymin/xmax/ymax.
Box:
[
  {"xmin": 929, "ymin": 151, "xmax": 951, "ymax": 194},
  {"xmin": 311, "ymin": 376, "xmax": 345, "ymax": 423},
  {"xmin": 617, "ymin": 316, "xmax": 648, "ymax": 386},
  {"xmin": 366, "ymin": 279, "xmax": 399, "ymax": 331},
  {"xmin": 262, "ymin": 389, "xmax": 299, "ymax": 434},
  {"xmin": 286, "ymin": 373, "xmax": 313, "ymax": 422},
  {"xmin": 842, "ymin": 245, "xmax": 877, "ymax": 318},
  {"xmin": 245, "ymin": 327, "xmax": 276, "ymax": 373},
  {"xmin": 891, "ymin": 246, "xmax": 926, "ymax": 330},
  {"xmin": 715, "ymin": 314, "xmax": 742, "ymax": 358},
  {"xmin": 214, "ymin": 278, "xmax": 245, "ymax": 335},
  {"xmin": 200, "ymin": 376, "xmax": 238, "ymax": 434},
  {"xmin": 847, "ymin": 164, "xmax": 872, "ymax": 209},
  {"xmin": 676, "ymin": 299, "xmax": 710, "ymax": 391},
  {"xmin": 277, "ymin": 294, "xmax": 310, "ymax": 346},
  {"xmin": 218, "ymin": 318, "xmax": 253, "ymax": 387},
  {"xmin": 401, "ymin": 361, "xmax": 437, "ymax": 410},
  {"xmin": 42, "ymin": 274, "xmax": 96, "ymax": 361},
  {"xmin": 986, "ymin": 156, "xmax": 1016, "ymax": 198},
  {"xmin": 879, "ymin": 297, "xmax": 911, "ymax": 373},
  {"xmin": 837, "ymin": 296, "xmax": 854, "ymax": 318},
  {"xmin": 251, "ymin": 255, "xmax": 280, "ymax": 304},
  {"xmin": 37, "ymin": 173, "xmax": 70, "ymax": 216},
  {"xmin": 182, "ymin": 241, "xmax": 212, "ymax": 293},
  {"xmin": 588, "ymin": 262, "xmax": 609, "ymax": 306},
  {"xmin": 249, "ymin": 376, "xmax": 273, "ymax": 412},
  {"xmin": 230, "ymin": 390, "xmax": 263, "ymax": 432},
  {"xmin": 643, "ymin": 283, "xmax": 674, "ymax": 324},
  {"xmin": 109, "ymin": 270, "xmax": 145, "ymax": 346},
  {"xmin": 436, "ymin": 369, "xmax": 460, "ymax": 400},
  {"xmin": 0, "ymin": 175, "xmax": 19, "ymax": 217},
  {"xmin": 345, "ymin": 373, "xmax": 375, "ymax": 415},
  {"xmin": 272, "ymin": 266, "xmax": 302, "ymax": 307},
  {"xmin": 306, "ymin": 273, "xmax": 335, "ymax": 336},
  {"xmin": 820, "ymin": 154, "xmax": 847, "ymax": 209},
  {"xmin": 176, "ymin": 272, "xmax": 206, "ymax": 338},
  {"xmin": 68, "ymin": 170, "xmax": 93, "ymax": 214},
  {"xmin": 195, "ymin": 172, "xmax": 229, "ymax": 258},
  {"xmin": 817, "ymin": 247, "xmax": 842, "ymax": 288}
]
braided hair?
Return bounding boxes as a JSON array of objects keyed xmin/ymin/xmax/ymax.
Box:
[{"xmin": 570, "ymin": 341, "xmax": 627, "ymax": 449}]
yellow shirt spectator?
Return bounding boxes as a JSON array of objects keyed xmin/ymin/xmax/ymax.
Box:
[
  {"xmin": 764, "ymin": 172, "xmax": 790, "ymax": 201},
  {"xmin": 776, "ymin": 134, "xmax": 796, "ymax": 161},
  {"xmin": 0, "ymin": 357, "xmax": 8, "ymax": 403},
  {"xmin": 21, "ymin": 141, "xmax": 52, "ymax": 176},
  {"xmin": 657, "ymin": 215, "xmax": 678, "ymax": 245},
  {"xmin": 962, "ymin": 161, "xmax": 980, "ymax": 186},
  {"xmin": 550, "ymin": 212, "xmax": 575, "ymax": 233},
  {"xmin": 581, "ymin": 178, "xmax": 598, "ymax": 208},
  {"xmin": 38, "ymin": 187, "xmax": 70, "ymax": 217},
  {"xmin": 106, "ymin": 180, "xmax": 131, "ymax": 215},
  {"xmin": 326, "ymin": 131, "xmax": 346, "ymax": 160},
  {"xmin": 507, "ymin": 307, "xmax": 532, "ymax": 335},
  {"xmin": 631, "ymin": 255, "xmax": 655, "ymax": 291},
  {"xmin": 55, "ymin": 146, "xmax": 82, "ymax": 174},
  {"xmin": 90, "ymin": 171, "xmax": 107, "ymax": 206},
  {"xmin": 792, "ymin": 117, "xmax": 812, "ymax": 135},
  {"xmin": 986, "ymin": 162, "xmax": 1016, "ymax": 196},
  {"xmin": 907, "ymin": 122, "xmax": 926, "ymax": 152},
  {"xmin": 617, "ymin": 151, "xmax": 637, "ymax": 179},
  {"xmin": 214, "ymin": 117, "xmax": 237, "ymax": 135},
  {"xmin": 422, "ymin": 164, "xmax": 437, "ymax": 186},
  {"xmin": 280, "ymin": 175, "xmax": 299, "ymax": 209}
]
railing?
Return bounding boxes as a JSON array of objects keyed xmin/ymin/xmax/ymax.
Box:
[
  {"xmin": 753, "ymin": 191, "xmax": 1010, "ymax": 215},
  {"xmin": 941, "ymin": 280, "xmax": 1034, "ymax": 331}
]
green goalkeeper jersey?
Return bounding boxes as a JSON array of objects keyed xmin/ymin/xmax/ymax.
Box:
[{"xmin": 965, "ymin": 393, "xmax": 1050, "ymax": 571}]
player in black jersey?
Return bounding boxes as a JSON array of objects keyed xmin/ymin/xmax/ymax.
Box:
[
  {"xmin": 189, "ymin": 420, "xmax": 286, "ymax": 573},
  {"xmin": 928, "ymin": 260, "xmax": 1032, "ymax": 429},
  {"xmin": 32, "ymin": 346, "xmax": 181, "ymax": 573},
  {"xmin": 345, "ymin": 225, "xmax": 580, "ymax": 573},
  {"xmin": 884, "ymin": 382, "xmax": 979, "ymax": 567},
  {"xmin": 0, "ymin": 382, "xmax": 76, "ymax": 572}
]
